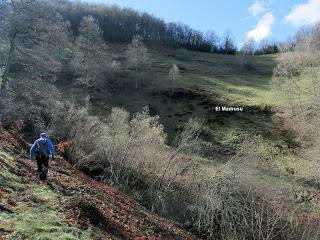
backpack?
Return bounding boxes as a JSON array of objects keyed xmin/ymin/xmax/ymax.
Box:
[{"xmin": 37, "ymin": 139, "xmax": 48, "ymax": 157}]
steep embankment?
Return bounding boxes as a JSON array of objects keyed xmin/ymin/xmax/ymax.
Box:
[{"xmin": 0, "ymin": 128, "xmax": 197, "ymax": 240}]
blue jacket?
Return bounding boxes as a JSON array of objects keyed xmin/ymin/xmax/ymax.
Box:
[{"xmin": 30, "ymin": 138, "xmax": 55, "ymax": 159}]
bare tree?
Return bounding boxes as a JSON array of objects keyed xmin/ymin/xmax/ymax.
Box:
[
  {"xmin": 72, "ymin": 15, "xmax": 108, "ymax": 87},
  {"xmin": 126, "ymin": 35, "xmax": 150, "ymax": 89},
  {"xmin": 0, "ymin": 0, "xmax": 71, "ymax": 94},
  {"xmin": 205, "ymin": 30, "xmax": 219, "ymax": 52},
  {"xmin": 169, "ymin": 64, "xmax": 180, "ymax": 95},
  {"xmin": 221, "ymin": 30, "xmax": 236, "ymax": 55},
  {"xmin": 239, "ymin": 37, "xmax": 255, "ymax": 68},
  {"xmin": 0, "ymin": 0, "xmax": 71, "ymax": 123}
]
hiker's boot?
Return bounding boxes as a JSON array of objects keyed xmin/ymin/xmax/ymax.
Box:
[
  {"xmin": 40, "ymin": 168, "xmax": 48, "ymax": 181},
  {"xmin": 39, "ymin": 172, "xmax": 45, "ymax": 180}
]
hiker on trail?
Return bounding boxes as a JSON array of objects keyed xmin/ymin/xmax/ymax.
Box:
[{"xmin": 30, "ymin": 133, "xmax": 55, "ymax": 181}]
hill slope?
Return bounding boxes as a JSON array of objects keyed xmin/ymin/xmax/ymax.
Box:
[
  {"xmin": 0, "ymin": 128, "xmax": 197, "ymax": 240},
  {"xmin": 56, "ymin": 45, "xmax": 320, "ymax": 222},
  {"xmin": 58, "ymin": 46, "xmax": 282, "ymax": 153}
]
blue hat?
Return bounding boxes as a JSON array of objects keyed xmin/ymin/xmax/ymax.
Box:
[{"xmin": 40, "ymin": 132, "xmax": 47, "ymax": 138}]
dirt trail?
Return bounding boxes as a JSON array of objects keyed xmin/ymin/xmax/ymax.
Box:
[{"xmin": 0, "ymin": 128, "xmax": 198, "ymax": 240}]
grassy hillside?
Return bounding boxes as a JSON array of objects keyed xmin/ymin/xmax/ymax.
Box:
[
  {"xmin": 55, "ymin": 45, "xmax": 320, "ymax": 221},
  {"xmin": 57, "ymin": 45, "xmax": 287, "ymax": 157},
  {"xmin": 150, "ymin": 48, "xmax": 279, "ymax": 106}
]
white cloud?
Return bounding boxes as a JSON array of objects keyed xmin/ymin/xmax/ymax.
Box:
[
  {"xmin": 285, "ymin": 0, "xmax": 320, "ymax": 26},
  {"xmin": 249, "ymin": 1, "xmax": 268, "ymax": 16},
  {"xmin": 246, "ymin": 12, "xmax": 275, "ymax": 42}
]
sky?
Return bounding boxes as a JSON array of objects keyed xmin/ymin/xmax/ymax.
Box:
[{"xmin": 86, "ymin": 0, "xmax": 320, "ymax": 45}]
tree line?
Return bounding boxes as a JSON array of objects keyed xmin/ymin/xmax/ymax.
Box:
[
  {"xmin": 46, "ymin": 0, "xmax": 239, "ymax": 54},
  {"xmin": 0, "ymin": 0, "xmax": 285, "ymax": 57}
]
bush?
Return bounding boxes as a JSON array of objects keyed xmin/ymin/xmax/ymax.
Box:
[
  {"xmin": 1, "ymin": 77, "xmax": 61, "ymax": 134},
  {"xmin": 52, "ymin": 104, "xmax": 197, "ymax": 186},
  {"xmin": 45, "ymin": 100, "xmax": 320, "ymax": 240}
]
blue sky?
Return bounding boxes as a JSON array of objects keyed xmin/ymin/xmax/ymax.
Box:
[{"xmin": 87, "ymin": 0, "xmax": 320, "ymax": 45}]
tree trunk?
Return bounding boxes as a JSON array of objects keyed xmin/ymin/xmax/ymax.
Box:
[
  {"xmin": 135, "ymin": 64, "xmax": 138, "ymax": 89},
  {"xmin": 0, "ymin": 0, "xmax": 18, "ymax": 98},
  {"xmin": 0, "ymin": 37, "xmax": 15, "ymax": 124},
  {"xmin": 0, "ymin": 33, "xmax": 16, "ymax": 97},
  {"xmin": 171, "ymin": 76, "xmax": 174, "ymax": 96}
]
